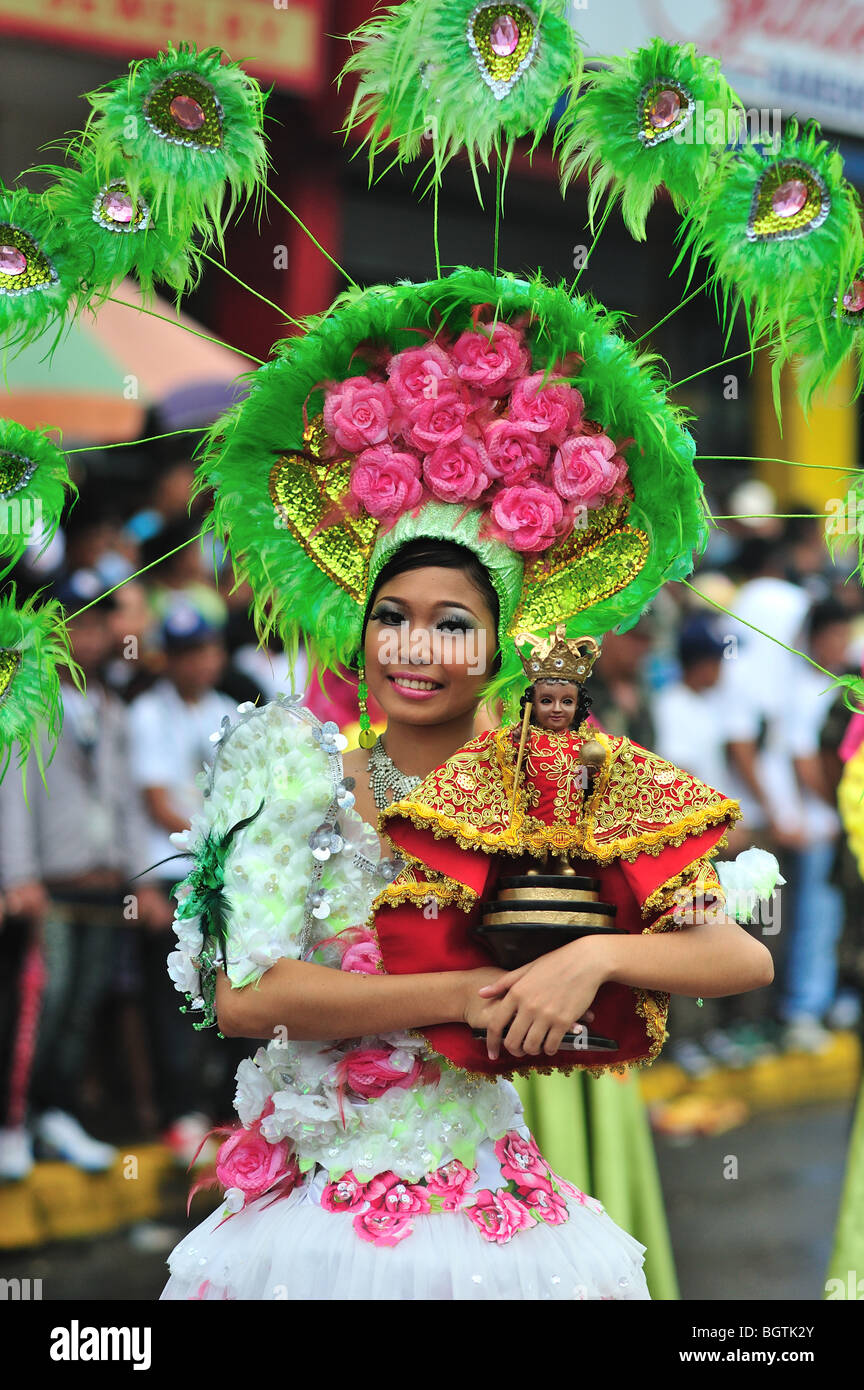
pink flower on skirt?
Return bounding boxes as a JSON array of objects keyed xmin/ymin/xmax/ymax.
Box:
[
  {"xmin": 320, "ymin": 1171, "xmax": 368, "ymax": 1214},
  {"xmin": 424, "ymin": 1159, "xmax": 477, "ymax": 1210},
  {"xmin": 323, "ymin": 375, "xmax": 394, "ymax": 452},
  {"xmin": 524, "ymin": 1188, "xmax": 571, "ymax": 1226},
  {"xmin": 465, "ymin": 1188, "xmax": 537, "ymax": 1244},
  {"xmin": 337, "ymin": 1046, "xmax": 424, "ymax": 1100},
  {"xmin": 352, "ymin": 1210, "xmax": 415, "ymax": 1247},
  {"xmin": 365, "ymin": 1170, "xmax": 431, "ymax": 1216},
  {"xmin": 494, "ymin": 1130, "xmax": 554, "ymax": 1194},
  {"xmin": 215, "ymin": 1126, "xmax": 296, "ymax": 1201},
  {"xmin": 451, "ymin": 322, "xmax": 529, "ymax": 397}
]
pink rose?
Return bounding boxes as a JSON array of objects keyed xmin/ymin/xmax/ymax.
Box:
[
  {"xmin": 352, "ymin": 1210, "xmax": 414, "ymax": 1247},
  {"xmin": 337, "ymin": 1045, "xmax": 424, "ymax": 1100},
  {"xmin": 320, "ymin": 1170, "xmax": 368, "ymax": 1214},
  {"xmin": 387, "ymin": 342, "xmax": 456, "ymax": 411},
  {"xmin": 483, "ymin": 418, "xmax": 549, "ymax": 484},
  {"xmin": 525, "ymin": 1188, "xmax": 570, "ymax": 1225},
  {"xmin": 551, "ymin": 434, "xmax": 627, "ymax": 507},
  {"xmin": 350, "ymin": 444, "xmax": 423, "ymax": 520},
  {"xmin": 494, "ymin": 1130, "xmax": 553, "ymax": 1193},
  {"xmin": 215, "ymin": 1126, "xmax": 295, "ymax": 1200},
  {"xmin": 489, "ymin": 483, "xmax": 564, "ymax": 553},
  {"xmin": 465, "ymin": 1188, "xmax": 537, "ymax": 1244},
  {"xmin": 509, "ymin": 372, "xmax": 584, "ymax": 446},
  {"xmin": 423, "ymin": 434, "xmax": 492, "ymax": 503},
  {"xmin": 451, "ymin": 322, "xmax": 529, "ymax": 397},
  {"xmin": 366, "ymin": 1170, "xmax": 431, "ymax": 1216},
  {"xmin": 425, "ymin": 1159, "xmax": 477, "ymax": 1210},
  {"xmin": 323, "ymin": 375, "xmax": 395, "ymax": 452},
  {"xmin": 340, "ymin": 931, "xmax": 383, "ymax": 974},
  {"xmin": 402, "ymin": 390, "xmax": 469, "ymax": 451}
]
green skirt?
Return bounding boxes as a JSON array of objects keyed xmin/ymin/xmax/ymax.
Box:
[
  {"xmin": 515, "ymin": 1069, "xmax": 679, "ymax": 1301},
  {"xmin": 826, "ymin": 1081, "xmax": 864, "ymax": 1298}
]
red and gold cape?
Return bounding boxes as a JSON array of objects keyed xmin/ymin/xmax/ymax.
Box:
[{"xmin": 368, "ymin": 725, "xmax": 741, "ymax": 1080}]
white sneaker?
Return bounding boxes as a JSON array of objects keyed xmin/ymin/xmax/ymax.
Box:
[
  {"xmin": 782, "ymin": 1016, "xmax": 833, "ymax": 1055},
  {"xmin": 161, "ymin": 1112, "xmax": 216, "ymax": 1168},
  {"xmin": 35, "ymin": 1110, "xmax": 117, "ymax": 1173},
  {"xmin": 0, "ymin": 1126, "xmax": 34, "ymax": 1181}
]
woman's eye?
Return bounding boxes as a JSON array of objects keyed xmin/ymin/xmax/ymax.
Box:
[
  {"xmin": 371, "ymin": 608, "xmax": 406, "ymax": 626},
  {"xmin": 438, "ymin": 617, "xmax": 471, "ymax": 632}
]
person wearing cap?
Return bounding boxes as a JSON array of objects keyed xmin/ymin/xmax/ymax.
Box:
[
  {"xmin": 0, "ymin": 569, "xmax": 168, "ymax": 1180},
  {"xmin": 127, "ymin": 602, "xmax": 238, "ymax": 1164}
]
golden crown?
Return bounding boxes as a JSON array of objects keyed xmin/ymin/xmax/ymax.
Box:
[{"xmin": 515, "ymin": 626, "xmax": 601, "ymax": 684}]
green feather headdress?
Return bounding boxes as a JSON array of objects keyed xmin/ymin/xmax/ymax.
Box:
[
  {"xmin": 675, "ymin": 120, "xmax": 864, "ymax": 353},
  {"xmin": 341, "ymin": 0, "xmax": 581, "ymax": 198},
  {"xmin": 556, "ymin": 39, "xmax": 743, "ymax": 241},
  {"xmin": 82, "ymin": 43, "xmax": 269, "ymax": 250},
  {"xmin": 197, "ymin": 266, "xmax": 708, "ymax": 721},
  {"xmin": 0, "ymin": 588, "xmax": 81, "ymax": 791},
  {"xmin": 0, "ymin": 186, "xmax": 87, "ymax": 354},
  {"xmin": 0, "ymin": 421, "xmax": 76, "ymax": 576}
]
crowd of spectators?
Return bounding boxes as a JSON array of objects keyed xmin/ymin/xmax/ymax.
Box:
[{"xmin": 1, "ymin": 449, "xmax": 863, "ymax": 1181}]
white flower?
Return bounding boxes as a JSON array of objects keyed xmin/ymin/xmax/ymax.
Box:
[
  {"xmin": 233, "ymin": 1057, "xmax": 273, "ymax": 1125},
  {"xmin": 173, "ymin": 915, "xmax": 204, "ymax": 956},
  {"xmin": 224, "ymin": 1187, "xmax": 245, "ymax": 1214},
  {"xmin": 166, "ymin": 950, "xmax": 200, "ymax": 998}
]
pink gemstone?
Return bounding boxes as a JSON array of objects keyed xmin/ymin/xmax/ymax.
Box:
[
  {"xmin": 648, "ymin": 88, "xmax": 682, "ymax": 130},
  {"xmin": 103, "ymin": 190, "xmax": 134, "ymax": 224},
  {"xmin": 771, "ymin": 178, "xmax": 809, "ymax": 218},
  {"xmin": 170, "ymin": 94, "xmax": 205, "ymax": 132},
  {"xmin": 0, "ymin": 244, "xmax": 26, "ymax": 276},
  {"xmin": 489, "ymin": 14, "xmax": 520, "ymax": 56},
  {"xmin": 843, "ymin": 279, "xmax": 864, "ymax": 313}
]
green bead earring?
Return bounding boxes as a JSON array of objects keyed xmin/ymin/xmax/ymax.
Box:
[{"xmin": 357, "ymin": 658, "xmax": 377, "ymax": 749}]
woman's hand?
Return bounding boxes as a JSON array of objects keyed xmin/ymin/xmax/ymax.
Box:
[{"xmin": 472, "ymin": 940, "xmax": 605, "ymax": 1060}]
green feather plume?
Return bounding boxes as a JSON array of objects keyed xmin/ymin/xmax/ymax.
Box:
[
  {"xmin": 83, "ymin": 43, "xmax": 269, "ymax": 250},
  {"xmin": 0, "ymin": 587, "xmax": 82, "ymax": 793},
  {"xmin": 0, "ymin": 421, "xmax": 76, "ymax": 576},
  {"xmin": 779, "ymin": 265, "xmax": 864, "ymax": 412},
  {"xmin": 556, "ymin": 39, "xmax": 742, "ymax": 241},
  {"xmin": 196, "ymin": 266, "xmax": 708, "ymax": 722},
  {"xmin": 38, "ymin": 146, "xmax": 200, "ymax": 301},
  {"xmin": 0, "ymin": 186, "xmax": 87, "ymax": 354},
  {"xmin": 675, "ymin": 120, "xmax": 864, "ymax": 355},
  {"xmin": 340, "ymin": 0, "xmax": 581, "ymax": 198}
]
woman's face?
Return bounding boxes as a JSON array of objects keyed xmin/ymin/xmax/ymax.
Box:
[
  {"xmin": 364, "ymin": 565, "xmax": 497, "ymax": 727},
  {"xmin": 532, "ymin": 680, "xmax": 580, "ymax": 731}
]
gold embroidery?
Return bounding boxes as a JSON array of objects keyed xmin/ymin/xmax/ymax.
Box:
[{"xmin": 642, "ymin": 856, "xmax": 727, "ymax": 919}]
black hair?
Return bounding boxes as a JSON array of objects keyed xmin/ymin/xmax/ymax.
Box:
[
  {"xmin": 518, "ymin": 680, "xmax": 592, "ymax": 730},
  {"xmin": 356, "ymin": 539, "xmax": 502, "ymax": 675}
]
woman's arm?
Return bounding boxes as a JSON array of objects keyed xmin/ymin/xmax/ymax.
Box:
[
  {"xmin": 475, "ymin": 910, "xmax": 774, "ymax": 1060},
  {"xmin": 216, "ymin": 957, "xmax": 504, "ymax": 1042}
]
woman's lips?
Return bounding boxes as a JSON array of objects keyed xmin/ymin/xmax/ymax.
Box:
[{"xmin": 387, "ymin": 673, "xmax": 444, "ymax": 701}]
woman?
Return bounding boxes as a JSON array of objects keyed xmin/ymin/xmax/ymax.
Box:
[{"xmin": 161, "ymin": 534, "xmax": 772, "ymax": 1301}]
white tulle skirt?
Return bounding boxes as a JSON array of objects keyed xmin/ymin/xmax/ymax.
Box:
[{"xmin": 161, "ymin": 1139, "xmax": 649, "ymax": 1302}]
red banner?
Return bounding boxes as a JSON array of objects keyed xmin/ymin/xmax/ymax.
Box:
[{"xmin": 0, "ymin": 0, "xmax": 325, "ymax": 95}]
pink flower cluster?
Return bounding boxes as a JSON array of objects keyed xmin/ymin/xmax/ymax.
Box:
[
  {"xmin": 321, "ymin": 1158, "xmax": 477, "ymax": 1247},
  {"xmin": 318, "ymin": 1130, "xmax": 596, "ymax": 1249},
  {"xmin": 320, "ymin": 319, "xmax": 631, "ymax": 555}
]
